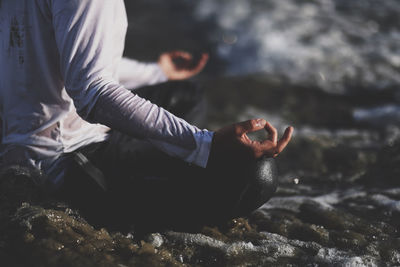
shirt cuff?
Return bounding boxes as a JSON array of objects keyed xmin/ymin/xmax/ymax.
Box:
[
  {"xmin": 118, "ymin": 58, "xmax": 169, "ymax": 89},
  {"xmin": 187, "ymin": 130, "xmax": 214, "ymax": 168},
  {"xmin": 148, "ymin": 130, "xmax": 214, "ymax": 169},
  {"xmin": 147, "ymin": 63, "xmax": 168, "ymax": 85}
]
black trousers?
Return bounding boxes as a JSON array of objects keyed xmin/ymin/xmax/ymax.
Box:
[{"xmin": 56, "ymin": 82, "xmax": 273, "ymax": 232}]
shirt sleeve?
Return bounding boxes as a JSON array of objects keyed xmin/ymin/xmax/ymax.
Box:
[
  {"xmin": 51, "ymin": 0, "xmax": 213, "ymax": 167},
  {"xmin": 117, "ymin": 58, "xmax": 168, "ymax": 90}
]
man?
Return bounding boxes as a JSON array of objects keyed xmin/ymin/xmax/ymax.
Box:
[{"xmin": 0, "ymin": 0, "xmax": 293, "ymax": 228}]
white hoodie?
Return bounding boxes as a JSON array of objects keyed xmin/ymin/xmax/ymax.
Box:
[{"xmin": 0, "ymin": 0, "xmax": 213, "ymax": 184}]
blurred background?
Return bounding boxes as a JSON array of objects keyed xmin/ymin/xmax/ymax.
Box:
[
  {"xmin": 123, "ymin": 0, "xmax": 400, "ymax": 184},
  {"xmin": 120, "ymin": 2, "xmax": 400, "ymax": 263}
]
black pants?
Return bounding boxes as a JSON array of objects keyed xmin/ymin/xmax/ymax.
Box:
[{"xmin": 56, "ymin": 82, "xmax": 274, "ymax": 232}]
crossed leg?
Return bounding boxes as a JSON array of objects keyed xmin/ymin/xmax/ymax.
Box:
[{"xmin": 57, "ymin": 81, "xmax": 277, "ymax": 232}]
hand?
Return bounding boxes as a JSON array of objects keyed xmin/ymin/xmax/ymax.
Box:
[
  {"xmin": 158, "ymin": 51, "xmax": 209, "ymax": 80},
  {"xmin": 208, "ymin": 119, "xmax": 293, "ymax": 167}
]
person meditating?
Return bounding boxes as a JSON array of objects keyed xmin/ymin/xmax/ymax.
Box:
[{"xmin": 0, "ymin": 0, "xmax": 293, "ymax": 229}]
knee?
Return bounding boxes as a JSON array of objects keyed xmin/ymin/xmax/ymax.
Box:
[{"xmin": 233, "ymin": 157, "xmax": 278, "ymax": 217}]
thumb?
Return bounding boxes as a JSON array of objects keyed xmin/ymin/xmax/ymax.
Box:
[{"xmin": 235, "ymin": 119, "xmax": 266, "ymax": 135}]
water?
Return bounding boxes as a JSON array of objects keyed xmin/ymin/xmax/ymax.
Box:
[{"xmin": 194, "ymin": 0, "xmax": 400, "ymax": 94}]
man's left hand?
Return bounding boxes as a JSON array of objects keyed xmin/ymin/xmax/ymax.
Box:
[{"xmin": 159, "ymin": 51, "xmax": 209, "ymax": 80}]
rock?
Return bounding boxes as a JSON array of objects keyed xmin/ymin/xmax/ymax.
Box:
[
  {"xmin": 0, "ymin": 165, "xmax": 42, "ymax": 210},
  {"xmin": 145, "ymin": 233, "xmax": 164, "ymax": 248}
]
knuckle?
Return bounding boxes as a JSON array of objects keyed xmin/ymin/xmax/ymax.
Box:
[
  {"xmin": 234, "ymin": 125, "xmax": 242, "ymax": 136},
  {"xmin": 247, "ymin": 120, "xmax": 256, "ymax": 130}
]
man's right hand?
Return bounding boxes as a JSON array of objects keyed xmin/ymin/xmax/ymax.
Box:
[{"xmin": 207, "ymin": 119, "xmax": 293, "ymax": 167}]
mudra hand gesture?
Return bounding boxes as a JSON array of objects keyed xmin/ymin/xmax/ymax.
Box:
[
  {"xmin": 209, "ymin": 119, "xmax": 294, "ymax": 166},
  {"xmin": 159, "ymin": 51, "xmax": 209, "ymax": 80}
]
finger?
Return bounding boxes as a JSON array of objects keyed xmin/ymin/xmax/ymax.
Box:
[
  {"xmin": 264, "ymin": 121, "xmax": 278, "ymax": 144},
  {"xmin": 275, "ymin": 126, "xmax": 294, "ymax": 154},
  {"xmin": 187, "ymin": 53, "xmax": 209, "ymax": 73},
  {"xmin": 171, "ymin": 51, "xmax": 192, "ymax": 60},
  {"xmin": 197, "ymin": 53, "xmax": 209, "ymax": 68},
  {"xmin": 235, "ymin": 119, "xmax": 266, "ymax": 136}
]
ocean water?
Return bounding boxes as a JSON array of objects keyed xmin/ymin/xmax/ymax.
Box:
[{"xmin": 194, "ymin": 0, "xmax": 400, "ymax": 93}]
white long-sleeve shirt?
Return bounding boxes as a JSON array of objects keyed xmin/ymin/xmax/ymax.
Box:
[{"xmin": 0, "ymin": 0, "xmax": 213, "ymax": 184}]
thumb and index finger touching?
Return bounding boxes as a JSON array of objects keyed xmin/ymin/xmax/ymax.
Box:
[
  {"xmin": 171, "ymin": 51, "xmax": 209, "ymax": 70},
  {"xmin": 235, "ymin": 118, "xmax": 294, "ymax": 156},
  {"xmin": 235, "ymin": 119, "xmax": 268, "ymax": 135}
]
